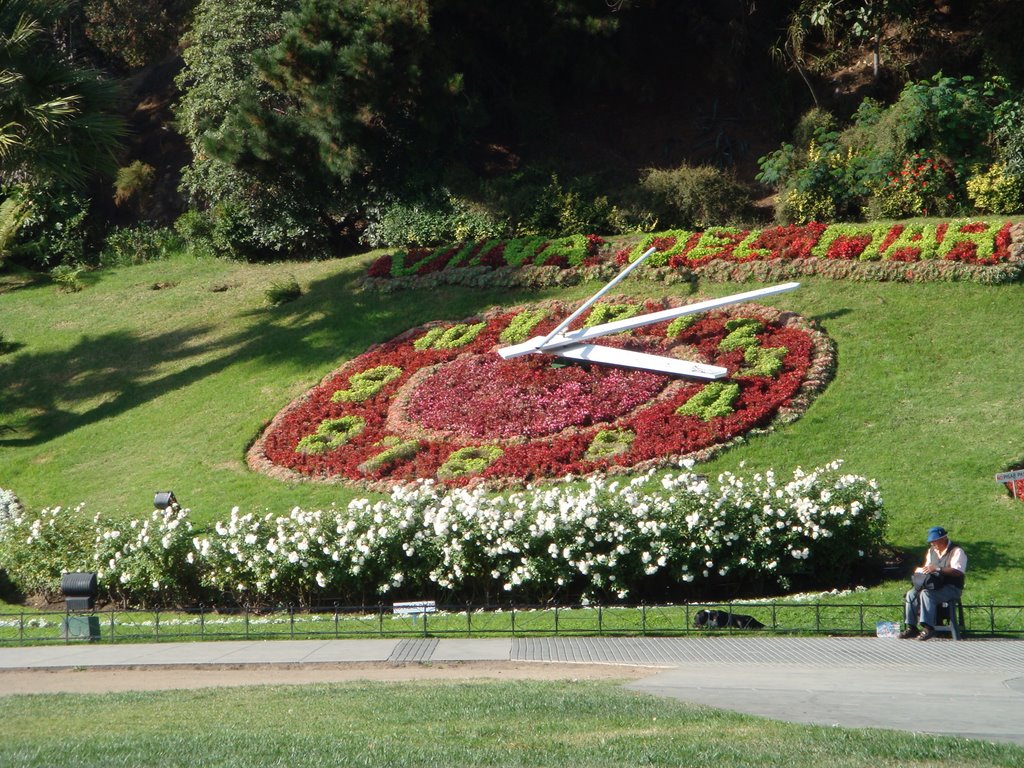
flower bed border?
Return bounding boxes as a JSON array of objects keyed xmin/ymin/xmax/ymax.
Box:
[{"xmin": 363, "ymin": 221, "xmax": 1024, "ymax": 291}]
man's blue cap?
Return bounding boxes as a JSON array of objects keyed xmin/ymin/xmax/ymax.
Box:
[{"xmin": 927, "ymin": 526, "xmax": 948, "ymax": 543}]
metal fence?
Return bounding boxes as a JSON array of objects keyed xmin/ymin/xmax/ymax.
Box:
[{"xmin": 2, "ymin": 601, "xmax": 1022, "ymax": 646}]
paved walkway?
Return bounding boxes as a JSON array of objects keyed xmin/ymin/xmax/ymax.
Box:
[{"xmin": 2, "ymin": 635, "xmax": 1023, "ymax": 745}]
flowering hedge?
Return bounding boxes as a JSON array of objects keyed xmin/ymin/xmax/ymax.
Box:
[
  {"xmin": 0, "ymin": 462, "xmax": 886, "ymax": 606},
  {"xmin": 248, "ymin": 297, "xmax": 834, "ymax": 490},
  {"xmin": 365, "ymin": 220, "xmax": 1024, "ymax": 290}
]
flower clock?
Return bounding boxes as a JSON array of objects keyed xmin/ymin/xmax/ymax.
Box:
[{"xmin": 248, "ymin": 295, "xmax": 835, "ymax": 489}]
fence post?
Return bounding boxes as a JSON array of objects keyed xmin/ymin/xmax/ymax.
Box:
[
  {"xmin": 19, "ymin": 610, "xmax": 23, "ymax": 644},
  {"xmin": 244, "ymin": 605, "xmax": 250, "ymax": 640},
  {"xmin": 598, "ymin": 604, "xmax": 603, "ymax": 636},
  {"xmin": 200, "ymin": 604, "xmax": 205, "ymax": 639},
  {"xmin": 990, "ymin": 603, "xmax": 995, "ymax": 636},
  {"xmin": 858, "ymin": 604, "xmax": 864, "ymax": 634},
  {"xmin": 289, "ymin": 604, "xmax": 295, "ymax": 639},
  {"xmin": 771, "ymin": 602, "xmax": 777, "ymax": 631},
  {"xmin": 815, "ymin": 602, "xmax": 821, "ymax": 633},
  {"xmin": 466, "ymin": 605, "xmax": 472, "ymax": 637},
  {"xmin": 155, "ymin": 608, "xmax": 160, "ymax": 641},
  {"xmin": 641, "ymin": 603, "xmax": 647, "ymax": 636},
  {"xmin": 511, "ymin": 605, "xmax": 516, "ymax": 636},
  {"xmin": 554, "ymin": 603, "xmax": 559, "ymax": 636},
  {"xmin": 334, "ymin": 602, "xmax": 339, "ymax": 639},
  {"xmin": 110, "ymin": 610, "xmax": 115, "ymax": 643}
]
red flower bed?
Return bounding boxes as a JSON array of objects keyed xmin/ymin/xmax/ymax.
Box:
[{"xmin": 248, "ymin": 297, "xmax": 835, "ymax": 490}]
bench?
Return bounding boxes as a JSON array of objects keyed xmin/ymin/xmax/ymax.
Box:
[{"xmin": 393, "ymin": 600, "xmax": 436, "ymax": 617}]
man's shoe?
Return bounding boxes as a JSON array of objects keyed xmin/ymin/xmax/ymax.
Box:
[
  {"xmin": 898, "ymin": 626, "xmax": 919, "ymax": 639},
  {"xmin": 917, "ymin": 626, "xmax": 936, "ymax": 641}
]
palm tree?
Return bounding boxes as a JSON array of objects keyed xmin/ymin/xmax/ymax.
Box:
[{"xmin": 0, "ymin": 0, "xmax": 125, "ymax": 188}]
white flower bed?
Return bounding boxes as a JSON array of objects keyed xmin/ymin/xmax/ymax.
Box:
[{"xmin": 0, "ymin": 461, "xmax": 885, "ymax": 606}]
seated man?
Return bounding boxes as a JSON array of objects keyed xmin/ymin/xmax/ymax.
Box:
[{"xmin": 901, "ymin": 526, "xmax": 966, "ymax": 641}]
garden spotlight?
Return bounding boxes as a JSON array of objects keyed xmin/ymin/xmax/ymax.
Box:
[{"xmin": 154, "ymin": 491, "xmax": 178, "ymax": 510}]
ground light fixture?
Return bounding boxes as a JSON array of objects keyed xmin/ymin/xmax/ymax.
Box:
[{"xmin": 154, "ymin": 491, "xmax": 178, "ymax": 509}]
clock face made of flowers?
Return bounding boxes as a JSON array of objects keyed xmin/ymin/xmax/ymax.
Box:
[{"xmin": 248, "ymin": 294, "xmax": 835, "ymax": 490}]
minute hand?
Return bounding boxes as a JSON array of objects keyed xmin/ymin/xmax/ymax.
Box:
[{"xmin": 536, "ymin": 282, "xmax": 801, "ymax": 351}]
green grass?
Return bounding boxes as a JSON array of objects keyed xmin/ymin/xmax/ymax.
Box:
[
  {"xmin": 1, "ymin": 681, "xmax": 1021, "ymax": 767},
  {"xmin": 2, "ymin": 249, "xmax": 1024, "ymax": 606}
]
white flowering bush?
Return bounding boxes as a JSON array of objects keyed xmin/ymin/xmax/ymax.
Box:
[
  {"xmin": 0, "ymin": 461, "xmax": 885, "ymax": 606},
  {"xmin": 91, "ymin": 506, "xmax": 196, "ymax": 607},
  {"xmin": 0, "ymin": 486, "xmax": 22, "ymax": 528},
  {"xmin": 197, "ymin": 506, "xmax": 352, "ymax": 606},
  {"xmin": 0, "ymin": 504, "xmax": 93, "ymax": 599}
]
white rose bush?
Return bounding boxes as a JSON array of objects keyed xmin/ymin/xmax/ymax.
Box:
[{"xmin": 0, "ymin": 462, "xmax": 885, "ymax": 608}]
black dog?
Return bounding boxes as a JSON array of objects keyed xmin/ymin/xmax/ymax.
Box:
[{"xmin": 694, "ymin": 609, "xmax": 765, "ymax": 630}]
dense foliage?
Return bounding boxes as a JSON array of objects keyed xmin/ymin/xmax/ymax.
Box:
[
  {"xmin": 3, "ymin": 1, "xmax": 1024, "ymax": 264},
  {"xmin": 757, "ymin": 75, "xmax": 1024, "ymax": 222},
  {"xmin": 0, "ymin": 0, "xmax": 126, "ymax": 269}
]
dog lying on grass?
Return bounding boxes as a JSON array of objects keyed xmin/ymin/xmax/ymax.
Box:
[{"xmin": 693, "ymin": 609, "xmax": 765, "ymax": 630}]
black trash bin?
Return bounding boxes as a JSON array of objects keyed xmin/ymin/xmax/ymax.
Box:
[{"xmin": 60, "ymin": 572, "xmax": 97, "ymax": 611}]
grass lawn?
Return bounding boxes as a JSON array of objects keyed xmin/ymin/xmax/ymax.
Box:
[
  {"xmin": 1, "ymin": 680, "xmax": 1022, "ymax": 767},
  {"xmin": 1, "ymin": 248, "xmax": 1023, "ymax": 606}
]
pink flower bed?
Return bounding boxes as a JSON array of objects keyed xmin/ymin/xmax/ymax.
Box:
[{"xmin": 248, "ymin": 297, "xmax": 836, "ymax": 490}]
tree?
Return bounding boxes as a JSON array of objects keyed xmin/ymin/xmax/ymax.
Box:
[
  {"xmin": 82, "ymin": 0, "xmax": 193, "ymax": 70},
  {"xmin": 0, "ymin": 0, "xmax": 125, "ymax": 188},
  {"xmin": 175, "ymin": 0, "xmax": 329, "ymax": 260},
  {"xmin": 211, "ymin": 0, "xmax": 444, "ymax": 216},
  {"xmin": 798, "ymin": 0, "xmax": 917, "ymax": 80}
]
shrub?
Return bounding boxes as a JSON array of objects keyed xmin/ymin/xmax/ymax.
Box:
[
  {"xmin": 483, "ymin": 171, "xmax": 628, "ymax": 238},
  {"xmin": 91, "ymin": 506, "xmax": 197, "ymax": 607},
  {"xmin": 869, "ymin": 152, "xmax": 959, "ymax": 219},
  {"xmin": 9, "ymin": 185, "xmax": 92, "ymax": 269},
  {"xmin": 49, "ymin": 264, "xmax": 85, "ymax": 292},
  {"xmin": 0, "ymin": 505, "xmax": 94, "ymax": 600},
  {"xmin": 638, "ymin": 164, "xmax": 751, "ymax": 229},
  {"xmin": 361, "ymin": 190, "xmax": 503, "ymax": 248},
  {"xmin": 99, "ymin": 225, "xmax": 181, "ymax": 267},
  {"xmin": 265, "ymin": 276, "xmax": 302, "ymax": 307},
  {"xmin": 966, "ymin": 164, "xmax": 1024, "ymax": 214}
]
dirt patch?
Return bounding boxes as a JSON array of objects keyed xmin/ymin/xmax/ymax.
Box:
[{"xmin": 0, "ymin": 661, "xmax": 664, "ymax": 696}]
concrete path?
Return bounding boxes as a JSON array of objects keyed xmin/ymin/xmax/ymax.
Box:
[{"xmin": 2, "ymin": 635, "xmax": 1023, "ymax": 745}]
